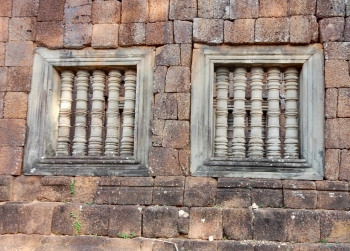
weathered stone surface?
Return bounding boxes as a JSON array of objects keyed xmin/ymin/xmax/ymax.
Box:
[
  {"xmin": 317, "ymin": 191, "xmax": 349, "ymax": 210},
  {"xmin": 64, "ymin": 23, "xmax": 92, "ymax": 49},
  {"xmin": 7, "ymin": 67, "xmax": 31, "ymax": 91},
  {"xmin": 0, "ymin": 203, "xmax": 22, "ymax": 234},
  {"xmin": 92, "ymin": 24, "xmax": 118, "ymax": 48},
  {"xmin": 218, "ymin": 178, "xmax": 250, "ymax": 188},
  {"xmin": 193, "ymin": 18, "xmax": 224, "ymax": 44},
  {"xmin": 290, "ymin": 16, "xmax": 318, "ymax": 43},
  {"xmin": 92, "ymin": 0, "xmax": 120, "ymax": 24},
  {"xmin": 316, "ymin": 180, "xmax": 349, "ymax": 191},
  {"xmin": 118, "ymin": 23, "xmax": 145, "ymax": 46},
  {"xmin": 255, "ymin": 243, "xmax": 292, "ymax": 251},
  {"xmin": 218, "ymin": 241, "xmax": 254, "ymax": 251},
  {"xmin": 36, "ymin": 21, "xmax": 64, "ymax": 49},
  {"xmin": 0, "ymin": 0, "xmax": 12, "ymax": 17},
  {"xmin": 155, "ymin": 176, "xmax": 185, "ymax": 187},
  {"xmin": 230, "ymin": 0, "xmax": 258, "ymax": 19},
  {"xmin": 347, "ymin": 0, "xmax": 350, "ymax": 17},
  {"xmin": 108, "ymin": 206, "xmax": 142, "ymax": 237},
  {"xmin": 189, "ymin": 207, "xmax": 222, "ymax": 240},
  {"xmin": 290, "ymin": 0, "xmax": 316, "ymax": 15},
  {"xmin": 38, "ymin": 178, "xmax": 71, "ymax": 202},
  {"xmin": 37, "ymin": 0, "xmax": 65, "ymax": 21},
  {"xmin": 149, "ymin": 0, "xmax": 169, "ymax": 22},
  {"xmin": 153, "ymin": 187, "xmax": 184, "ymax": 206},
  {"xmin": 222, "ymin": 209, "xmax": 252, "ymax": 240},
  {"xmin": 253, "ymin": 209, "xmax": 287, "ymax": 241},
  {"xmin": 0, "ymin": 92, "xmax": 3, "ymax": 118},
  {"xmin": 0, "ymin": 17, "xmax": 8, "ymax": 42},
  {"xmin": 325, "ymin": 88, "xmax": 338, "ymax": 118},
  {"xmin": 198, "ymin": 0, "xmax": 229, "ymax": 19},
  {"xmin": 8, "ymin": 17, "xmax": 37, "ymax": 42},
  {"xmin": 319, "ymin": 17, "xmax": 344, "ymax": 43},
  {"xmin": 143, "ymin": 206, "xmax": 179, "ymax": 238},
  {"xmin": 0, "ymin": 119, "xmax": 26, "ymax": 146},
  {"xmin": 0, "ymin": 175, "xmax": 13, "ymax": 201},
  {"xmin": 217, "ymin": 188, "xmax": 251, "ymax": 208},
  {"xmin": 259, "ymin": 0, "xmax": 288, "ymax": 17},
  {"xmin": 0, "ymin": 67, "xmax": 7, "ymax": 91},
  {"xmin": 153, "ymin": 66, "xmax": 167, "ymax": 93},
  {"xmin": 184, "ymin": 177, "xmax": 217, "ymax": 207},
  {"xmin": 0, "ymin": 146, "xmax": 23, "ymax": 175},
  {"xmin": 152, "ymin": 119, "xmax": 164, "ymax": 144},
  {"xmin": 95, "ymin": 187, "xmax": 118, "ymax": 205},
  {"xmin": 325, "ymin": 149, "xmax": 340, "ymax": 180},
  {"xmin": 71, "ymin": 177, "xmax": 98, "ymax": 203},
  {"xmin": 104, "ymin": 238, "xmax": 142, "ymax": 251},
  {"xmin": 324, "ymin": 42, "xmax": 350, "ymax": 60},
  {"xmin": 179, "ymin": 149, "xmax": 190, "ymax": 175},
  {"xmin": 98, "ymin": 177, "xmax": 122, "ymax": 187},
  {"xmin": 325, "ymin": 60, "xmax": 350, "ymax": 88},
  {"xmin": 252, "ymin": 189, "xmax": 283, "ymax": 208},
  {"xmin": 117, "ymin": 187, "xmax": 153, "ymax": 205},
  {"xmin": 155, "ymin": 44, "xmax": 180, "ymax": 66},
  {"xmin": 121, "ymin": 0, "xmax": 148, "ymax": 23},
  {"xmin": 316, "ymin": 0, "xmax": 345, "ymax": 18},
  {"xmin": 37, "ymin": 236, "xmax": 105, "ymax": 251},
  {"xmin": 65, "ymin": 0, "xmax": 92, "ymax": 7},
  {"xmin": 284, "ymin": 190, "xmax": 317, "ymax": 209},
  {"xmin": 148, "ymin": 147, "xmax": 181, "ymax": 176},
  {"xmin": 177, "ymin": 206, "xmax": 190, "ymax": 234},
  {"xmin": 250, "ymin": 179, "xmax": 282, "ymax": 189},
  {"xmin": 325, "ymin": 118, "xmax": 350, "ymax": 148},
  {"xmin": 146, "ymin": 21, "xmax": 173, "ymax": 45},
  {"xmin": 162, "ymin": 120, "xmax": 189, "ymax": 148},
  {"xmin": 165, "ymin": 66, "xmax": 190, "ymax": 92},
  {"xmin": 224, "ymin": 19, "xmax": 255, "ymax": 44},
  {"xmin": 181, "ymin": 43, "xmax": 192, "ymax": 67},
  {"xmin": 169, "ymin": 0, "xmax": 197, "ymax": 20},
  {"xmin": 3, "ymin": 92, "xmax": 28, "ymax": 119},
  {"xmin": 52, "ymin": 203, "xmax": 81, "ymax": 235},
  {"xmin": 13, "ymin": 0, "xmax": 39, "ymax": 17},
  {"xmin": 180, "ymin": 240, "xmax": 217, "ymax": 251},
  {"xmin": 345, "ymin": 17, "xmax": 350, "ymax": 41},
  {"xmin": 80, "ymin": 205, "xmax": 109, "ymax": 235},
  {"xmin": 177, "ymin": 93, "xmax": 190, "ymax": 120},
  {"xmin": 120, "ymin": 177, "xmax": 154, "ymax": 187},
  {"xmin": 255, "ymin": 18, "xmax": 290, "ymax": 43},
  {"xmin": 64, "ymin": 4, "xmax": 91, "ymax": 24},
  {"xmin": 283, "ymin": 180, "xmax": 316, "ymax": 190},
  {"xmin": 286, "ymin": 210, "xmax": 320, "ymax": 243},
  {"xmin": 154, "ymin": 93, "xmax": 177, "ymax": 120},
  {"xmin": 340, "ymin": 149, "xmax": 350, "ymax": 181},
  {"xmin": 0, "ymin": 43, "xmax": 4, "ymax": 66},
  {"xmin": 174, "ymin": 20, "xmax": 192, "ymax": 44},
  {"xmin": 5, "ymin": 41, "xmax": 33, "ymax": 66},
  {"xmin": 338, "ymin": 88, "xmax": 350, "ymax": 117},
  {"xmin": 321, "ymin": 210, "xmax": 350, "ymax": 243}
]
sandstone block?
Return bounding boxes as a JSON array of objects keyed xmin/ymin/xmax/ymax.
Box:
[
  {"xmin": 120, "ymin": 177, "xmax": 154, "ymax": 187},
  {"xmin": 193, "ymin": 18, "xmax": 224, "ymax": 44},
  {"xmin": 65, "ymin": 0, "xmax": 91, "ymax": 7},
  {"xmin": 174, "ymin": 20, "xmax": 192, "ymax": 44},
  {"xmin": 0, "ymin": 119, "xmax": 26, "ymax": 146},
  {"xmin": 325, "ymin": 118, "xmax": 350, "ymax": 148},
  {"xmin": 283, "ymin": 180, "xmax": 316, "ymax": 190},
  {"xmin": 152, "ymin": 119, "xmax": 164, "ymax": 138},
  {"xmin": 38, "ymin": 178, "xmax": 71, "ymax": 202},
  {"xmin": 169, "ymin": 0, "xmax": 197, "ymax": 20},
  {"xmin": 0, "ymin": 43, "xmax": 4, "ymax": 66},
  {"xmin": 3, "ymin": 92, "xmax": 28, "ymax": 119},
  {"xmin": 64, "ymin": 23, "xmax": 92, "ymax": 49},
  {"xmin": 143, "ymin": 206, "xmax": 179, "ymax": 238},
  {"xmin": 224, "ymin": 19, "xmax": 254, "ymax": 44},
  {"xmin": 184, "ymin": 177, "xmax": 217, "ymax": 207},
  {"xmin": 162, "ymin": 120, "xmax": 189, "ymax": 148},
  {"xmin": 286, "ymin": 210, "xmax": 320, "ymax": 243},
  {"xmin": 321, "ymin": 210, "xmax": 350, "ymax": 243},
  {"xmin": 317, "ymin": 191, "xmax": 349, "ymax": 210},
  {"xmin": 340, "ymin": 149, "xmax": 350, "ymax": 180},
  {"xmin": 325, "ymin": 88, "xmax": 338, "ymax": 118},
  {"xmin": 253, "ymin": 209, "xmax": 287, "ymax": 241},
  {"xmin": 94, "ymin": 187, "xmax": 118, "ymax": 205},
  {"xmin": 13, "ymin": 176, "xmax": 41, "ymax": 201},
  {"xmin": 104, "ymin": 239, "xmax": 142, "ymax": 251},
  {"xmin": 325, "ymin": 60, "xmax": 350, "ymax": 87},
  {"xmin": 217, "ymin": 188, "xmax": 251, "ymax": 208},
  {"xmin": 153, "ymin": 66, "xmax": 167, "ymax": 93},
  {"xmin": 0, "ymin": 18, "xmax": 9, "ymax": 41},
  {"xmin": 149, "ymin": 0, "xmax": 169, "ymax": 22},
  {"xmin": 324, "ymin": 42, "xmax": 350, "ymax": 60},
  {"xmin": 325, "ymin": 149, "xmax": 340, "ymax": 180},
  {"xmin": 290, "ymin": 0, "xmax": 316, "ymax": 15},
  {"xmin": 12, "ymin": 0, "xmax": 39, "ymax": 17},
  {"xmin": 0, "ymin": 0, "xmax": 12, "ymax": 17},
  {"xmin": 0, "ymin": 67, "xmax": 7, "ymax": 91},
  {"xmin": 64, "ymin": 4, "xmax": 91, "ymax": 24},
  {"xmin": 165, "ymin": 66, "xmax": 190, "ymax": 92},
  {"xmin": 152, "ymin": 136, "xmax": 162, "ymax": 147},
  {"xmin": 177, "ymin": 207, "xmax": 190, "ymax": 234},
  {"xmin": 290, "ymin": 16, "xmax": 318, "ymax": 43},
  {"xmin": 52, "ymin": 203, "xmax": 81, "ymax": 235},
  {"xmin": 252, "ymin": 189, "xmax": 283, "ymax": 208},
  {"xmin": 0, "ymin": 92, "xmax": 3, "ymax": 118},
  {"xmin": 0, "ymin": 176, "xmax": 13, "ymax": 201},
  {"xmin": 181, "ymin": 240, "xmax": 217, "ymax": 251},
  {"xmin": 250, "ymin": 179, "xmax": 282, "ymax": 189},
  {"xmin": 319, "ymin": 17, "xmax": 344, "ymax": 43},
  {"xmin": 117, "ymin": 187, "xmax": 153, "ymax": 205},
  {"xmin": 316, "ymin": 0, "xmax": 345, "ymax": 18},
  {"xmin": 218, "ymin": 242, "xmax": 254, "ymax": 251},
  {"xmin": 256, "ymin": 244, "xmax": 293, "ymax": 251},
  {"xmin": 259, "ymin": 0, "xmax": 288, "ymax": 17},
  {"xmin": 5, "ymin": 41, "xmax": 33, "ymax": 66},
  {"xmin": 255, "ymin": 18, "xmax": 290, "ymax": 43},
  {"xmin": 118, "ymin": 23, "xmax": 145, "ymax": 46},
  {"xmin": 0, "ymin": 203, "xmax": 21, "ymax": 234},
  {"xmin": 222, "ymin": 208, "xmax": 252, "ymax": 240},
  {"xmin": 345, "ymin": 17, "xmax": 350, "ymax": 41},
  {"xmin": 36, "ymin": 21, "xmax": 64, "ymax": 49},
  {"xmin": 338, "ymin": 88, "xmax": 350, "ymax": 117},
  {"xmin": 121, "ymin": 0, "xmax": 148, "ymax": 23},
  {"xmin": 177, "ymin": 93, "xmax": 190, "ymax": 120},
  {"xmin": 109, "ymin": 206, "xmax": 142, "ymax": 237},
  {"xmin": 146, "ymin": 21, "xmax": 173, "ymax": 45},
  {"xmin": 218, "ymin": 178, "xmax": 251, "ymax": 188},
  {"xmin": 38, "ymin": 236, "xmax": 105, "ymax": 250},
  {"xmin": 92, "ymin": 0, "xmax": 120, "ymax": 24},
  {"xmin": 181, "ymin": 44, "xmax": 192, "ymax": 67},
  {"xmin": 81, "ymin": 205, "xmax": 110, "ymax": 235},
  {"xmin": 347, "ymin": 0, "xmax": 350, "ymax": 17},
  {"xmin": 316, "ymin": 180, "xmax": 348, "ymax": 191},
  {"xmin": 0, "ymin": 146, "xmax": 22, "ymax": 175},
  {"xmin": 154, "ymin": 176, "xmax": 185, "ymax": 187},
  {"xmin": 38, "ymin": 0, "xmax": 65, "ymax": 21},
  {"xmin": 155, "ymin": 44, "xmax": 180, "ymax": 66},
  {"xmin": 179, "ymin": 149, "xmax": 190, "ymax": 175},
  {"xmin": 98, "ymin": 177, "xmax": 122, "ymax": 187},
  {"xmin": 284, "ymin": 190, "xmax": 317, "ymax": 209},
  {"xmin": 153, "ymin": 187, "xmax": 184, "ymax": 206},
  {"xmin": 230, "ymin": 0, "xmax": 259, "ymax": 19},
  {"xmin": 148, "ymin": 147, "xmax": 181, "ymax": 176},
  {"xmin": 189, "ymin": 207, "xmax": 222, "ymax": 240},
  {"xmin": 198, "ymin": 0, "xmax": 229, "ymax": 19},
  {"xmin": 92, "ymin": 24, "xmax": 118, "ymax": 48},
  {"xmin": 7, "ymin": 66, "xmax": 32, "ymax": 91},
  {"xmin": 70, "ymin": 177, "xmax": 98, "ymax": 204}
]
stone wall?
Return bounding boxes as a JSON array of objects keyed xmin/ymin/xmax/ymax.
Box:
[{"xmin": 0, "ymin": 0, "xmax": 350, "ymax": 250}]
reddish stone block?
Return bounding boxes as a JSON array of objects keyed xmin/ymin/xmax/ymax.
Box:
[
  {"xmin": 217, "ymin": 188, "xmax": 251, "ymax": 208},
  {"xmin": 149, "ymin": 0, "xmax": 169, "ymax": 22},
  {"xmin": 184, "ymin": 177, "xmax": 217, "ymax": 207},
  {"xmin": 162, "ymin": 120, "xmax": 189, "ymax": 148},
  {"xmin": 0, "ymin": 0, "xmax": 12, "ymax": 17},
  {"xmin": 0, "ymin": 43, "xmax": 4, "ymax": 66},
  {"xmin": 64, "ymin": 4, "xmax": 91, "ymax": 24},
  {"xmin": 36, "ymin": 21, "xmax": 64, "ymax": 49},
  {"xmin": 290, "ymin": 16, "xmax": 318, "ymax": 43},
  {"xmin": 37, "ymin": 236, "xmax": 105, "ymax": 251},
  {"xmin": 193, "ymin": 18, "xmax": 224, "ymax": 44},
  {"xmin": 120, "ymin": 177, "xmax": 153, "ymax": 187},
  {"xmin": 155, "ymin": 44, "xmax": 180, "ymax": 66},
  {"xmin": 154, "ymin": 93, "xmax": 177, "ymax": 120},
  {"xmin": 5, "ymin": 41, "xmax": 33, "ymax": 66},
  {"xmin": 92, "ymin": 24, "xmax": 118, "ymax": 48},
  {"xmin": 104, "ymin": 239, "xmax": 142, "ymax": 251},
  {"xmin": 218, "ymin": 178, "xmax": 250, "ymax": 188},
  {"xmin": 153, "ymin": 66, "xmax": 167, "ymax": 93},
  {"xmin": 3, "ymin": 92, "xmax": 28, "ymax": 119},
  {"xmin": 284, "ymin": 190, "xmax": 317, "ymax": 209},
  {"xmin": 326, "ymin": 118, "xmax": 350, "ymax": 148},
  {"xmin": 218, "ymin": 241, "xmax": 254, "ymax": 251},
  {"xmin": 94, "ymin": 187, "xmax": 118, "ymax": 205},
  {"xmin": 345, "ymin": 17, "xmax": 350, "ymax": 41},
  {"xmin": 177, "ymin": 93, "xmax": 190, "ymax": 120},
  {"xmin": 198, "ymin": 0, "xmax": 229, "ymax": 19},
  {"xmin": 317, "ymin": 191, "xmax": 349, "ymax": 210},
  {"xmin": 174, "ymin": 20, "xmax": 192, "ymax": 44},
  {"xmin": 154, "ymin": 176, "xmax": 185, "ymax": 187},
  {"xmin": 12, "ymin": 0, "xmax": 39, "ymax": 17},
  {"xmin": 152, "ymin": 119, "xmax": 164, "ymax": 142},
  {"xmin": 325, "ymin": 60, "xmax": 350, "ymax": 88},
  {"xmin": 37, "ymin": 0, "xmax": 65, "ymax": 21},
  {"xmin": 0, "ymin": 176, "xmax": 13, "ymax": 201},
  {"xmin": 108, "ymin": 206, "xmax": 142, "ymax": 237},
  {"xmin": 290, "ymin": 0, "xmax": 316, "ymax": 15},
  {"xmin": 153, "ymin": 187, "xmax": 184, "ymax": 206},
  {"xmin": 52, "ymin": 203, "xmax": 81, "ymax": 235},
  {"xmin": 252, "ymin": 189, "xmax": 283, "ymax": 208},
  {"xmin": 98, "ymin": 177, "xmax": 122, "ymax": 186},
  {"xmin": 117, "ymin": 187, "xmax": 153, "ymax": 205},
  {"xmin": 165, "ymin": 66, "xmax": 190, "ymax": 92},
  {"xmin": 316, "ymin": 0, "xmax": 345, "ymax": 18},
  {"xmin": 169, "ymin": 0, "xmax": 197, "ymax": 21},
  {"xmin": 283, "ymin": 180, "xmax": 316, "ymax": 190},
  {"xmin": 253, "ymin": 209, "xmax": 287, "ymax": 241},
  {"xmin": 121, "ymin": 0, "xmax": 148, "ymax": 23},
  {"xmin": 250, "ymin": 179, "xmax": 282, "ymax": 189},
  {"xmin": 0, "ymin": 18, "xmax": 9, "ymax": 42},
  {"xmin": 259, "ymin": 0, "xmax": 288, "ymax": 17},
  {"xmin": 80, "ymin": 205, "xmax": 109, "ymax": 235},
  {"xmin": 143, "ymin": 206, "xmax": 179, "ymax": 238},
  {"xmin": 338, "ymin": 88, "xmax": 350, "ymax": 117},
  {"xmin": 255, "ymin": 18, "xmax": 290, "ymax": 43},
  {"xmin": 65, "ymin": 0, "xmax": 91, "ymax": 7},
  {"xmin": 0, "ymin": 92, "xmax": 3, "ymax": 118},
  {"xmin": 319, "ymin": 17, "xmax": 345, "ymax": 43},
  {"xmin": 92, "ymin": 0, "xmax": 120, "ymax": 24},
  {"xmin": 324, "ymin": 42, "xmax": 350, "ymax": 60},
  {"xmin": 7, "ymin": 66, "xmax": 32, "ymax": 91},
  {"xmin": 118, "ymin": 23, "xmax": 145, "ymax": 46},
  {"xmin": 316, "ymin": 180, "xmax": 349, "ymax": 191},
  {"xmin": 325, "ymin": 149, "xmax": 340, "ymax": 180},
  {"xmin": 179, "ymin": 149, "xmax": 190, "ymax": 175},
  {"xmin": 321, "ymin": 210, "xmax": 350, "ymax": 243},
  {"xmin": 70, "ymin": 177, "xmax": 98, "ymax": 204},
  {"xmin": 325, "ymin": 88, "xmax": 338, "ymax": 118},
  {"xmin": 64, "ymin": 23, "xmax": 92, "ymax": 49},
  {"xmin": 148, "ymin": 147, "xmax": 181, "ymax": 176},
  {"xmin": 286, "ymin": 210, "xmax": 320, "ymax": 243},
  {"xmin": 340, "ymin": 149, "xmax": 350, "ymax": 181},
  {"xmin": 222, "ymin": 209, "xmax": 252, "ymax": 240},
  {"xmin": 38, "ymin": 177, "xmax": 71, "ymax": 203},
  {"xmin": 0, "ymin": 67, "xmax": 7, "ymax": 91},
  {"xmin": 230, "ymin": 0, "xmax": 258, "ymax": 19},
  {"xmin": 0, "ymin": 203, "xmax": 22, "ymax": 234},
  {"xmin": 189, "ymin": 207, "xmax": 222, "ymax": 240},
  {"xmin": 0, "ymin": 119, "xmax": 26, "ymax": 146},
  {"xmin": 224, "ymin": 19, "xmax": 255, "ymax": 44},
  {"xmin": 177, "ymin": 206, "xmax": 190, "ymax": 234},
  {"xmin": 0, "ymin": 146, "xmax": 22, "ymax": 175}
]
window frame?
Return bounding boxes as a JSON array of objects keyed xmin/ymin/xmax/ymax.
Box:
[
  {"xmin": 23, "ymin": 47, "xmax": 155, "ymax": 176},
  {"xmin": 191, "ymin": 44, "xmax": 324, "ymax": 180}
]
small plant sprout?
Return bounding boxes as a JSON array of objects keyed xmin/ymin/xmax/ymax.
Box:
[
  {"xmin": 118, "ymin": 232, "xmax": 137, "ymax": 239},
  {"xmin": 70, "ymin": 179, "xmax": 76, "ymax": 195},
  {"xmin": 320, "ymin": 239, "xmax": 328, "ymax": 245},
  {"xmin": 70, "ymin": 212, "xmax": 82, "ymax": 235}
]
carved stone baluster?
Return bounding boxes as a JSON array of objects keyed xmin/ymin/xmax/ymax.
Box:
[
  {"xmin": 266, "ymin": 68, "xmax": 281, "ymax": 158},
  {"xmin": 88, "ymin": 70, "xmax": 106, "ymax": 156},
  {"xmin": 232, "ymin": 67, "xmax": 247, "ymax": 158},
  {"xmin": 227, "ymin": 110, "xmax": 234, "ymax": 157},
  {"xmin": 248, "ymin": 67, "xmax": 264, "ymax": 158},
  {"xmin": 214, "ymin": 67, "xmax": 229, "ymax": 157},
  {"xmin": 72, "ymin": 70, "xmax": 90, "ymax": 156},
  {"xmin": 104, "ymin": 70, "xmax": 122, "ymax": 156},
  {"xmin": 120, "ymin": 69, "xmax": 137, "ymax": 156},
  {"xmin": 284, "ymin": 68, "xmax": 299, "ymax": 158},
  {"xmin": 56, "ymin": 70, "xmax": 75, "ymax": 156}
]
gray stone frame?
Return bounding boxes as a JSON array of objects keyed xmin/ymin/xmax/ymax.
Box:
[
  {"xmin": 191, "ymin": 44, "xmax": 324, "ymax": 180},
  {"xmin": 23, "ymin": 47, "xmax": 155, "ymax": 176}
]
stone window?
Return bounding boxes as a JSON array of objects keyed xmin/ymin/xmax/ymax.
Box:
[
  {"xmin": 24, "ymin": 47, "xmax": 154, "ymax": 176},
  {"xmin": 191, "ymin": 44, "xmax": 324, "ymax": 179}
]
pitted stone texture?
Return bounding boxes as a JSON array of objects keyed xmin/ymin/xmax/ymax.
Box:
[
  {"xmin": 319, "ymin": 17, "xmax": 344, "ymax": 43},
  {"xmin": 13, "ymin": 176, "xmax": 41, "ymax": 201},
  {"xmin": 0, "ymin": 176, "xmax": 13, "ymax": 201},
  {"xmin": 146, "ymin": 21, "xmax": 173, "ymax": 45},
  {"xmin": 92, "ymin": 0, "xmax": 120, "ymax": 24},
  {"xmin": 230, "ymin": 0, "xmax": 259, "ymax": 19},
  {"xmin": 153, "ymin": 187, "xmax": 184, "ymax": 206},
  {"xmin": 184, "ymin": 177, "xmax": 217, "ymax": 207},
  {"xmin": 121, "ymin": 0, "xmax": 148, "ymax": 23},
  {"xmin": 156, "ymin": 44, "xmax": 180, "ymax": 66},
  {"xmin": 3, "ymin": 92, "xmax": 28, "ymax": 119},
  {"xmin": 222, "ymin": 209, "xmax": 253, "ymax": 240},
  {"xmin": 13, "ymin": 0, "xmax": 39, "ymax": 17},
  {"xmin": 193, "ymin": 18, "xmax": 224, "ymax": 44},
  {"xmin": 65, "ymin": 0, "xmax": 91, "ymax": 7},
  {"xmin": 324, "ymin": 42, "xmax": 350, "ymax": 60},
  {"xmin": 325, "ymin": 60, "xmax": 350, "ymax": 87},
  {"xmin": 71, "ymin": 177, "xmax": 99, "ymax": 204},
  {"xmin": 316, "ymin": 0, "xmax": 345, "ymax": 18},
  {"xmin": 189, "ymin": 207, "xmax": 222, "ymax": 240},
  {"xmin": 0, "ymin": 119, "xmax": 26, "ymax": 146},
  {"xmin": 179, "ymin": 149, "xmax": 190, "ymax": 175},
  {"xmin": 52, "ymin": 203, "xmax": 81, "ymax": 235},
  {"xmin": 0, "ymin": 92, "xmax": 3, "ymax": 117},
  {"xmin": 282, "ymin": 180, "xmax": 315, "ymax": 190},
  {"xmin": 0, "ymin": 43, "xmax": 4, "ymax": 66},
  {"xmin": 338, "ymin": 88, "xmax": 350, "ymax": 117},
  {"xmin": 290, "ymin": 0, "xmax": 316, "ymax": 15},
  {"xmin": 218, "ymin": 242, "xmax": 254, "ymax": 251},
  {"xmin": 284, "ymin": 190, "xmax": 317, "ymax": 209},
  {"xmin": 321, "ymin": 210, "xmax": 350, "ymax": 243},
  {"xmin": 255, "ymin": 18, "xmax": 290, "ymax": 43},
  {"xmin": 345, "ymin": 17, "xmax": 350, "ymax": 41},
  {"xmin": 165, "ymin": 66, "xmax": 190, "ymax": 92},
  {"xmin": 224, "ymin": 19, "xmax": 255, "ymax": 44},
  {"xmin": 154, "ymin": 93, "xmax": 177, "ymax": 120},
  {"xmin": 326, "ymin": 119, "xmax": 350, "ymax": 148},
  {"xmin": 325, "ymin": 88, "xmax": 338, "ymax": 118},
  {"xmin": 217, "ymin": 188, "xmax": 251, "ymax": 208},
  {"xmin": 177, "ymin": 93, "xmax": 190, "ymax": 120},
  {"xmin": 148, "ymin": 147, "xmax": 181, "ymax": 176},
  {"xmin": 0, "ymin": 203, "xmax": 21, "ymax": 234},
  {"xmin": 0, "ymin": 67, "xmax": 7, "ymax": 91},
  {"xmin": 5, "ymin": 41, "xmax": 33, "ymax": 66},
  {"xmin": 81, "ymin": 205, "xmax": 110, "ymax": 235},
  {"xmin": 38, "ymin": 0, "xmax": 65, "ymax": 21},
  {"xmin": 0, "ymin": 0, "xmax": 12, "ymax": 17},
  {"xmin": 64, "ymin": 23, "xmax": 92, "ymax": 48},
  {"xmin": 149, "ymin": 0, "xmax": 169, "ymax": 22},
  {"xmin": 181, "ymin": 44, "xmax": 192, "ymax": 67},
  {"xmin": 108, "ymin": 206, "xmax": 142, "ymax": 237},
  {"xmin": 64, "ymin": 4, "xmax": 91, "ymax": 24},
  {"xmin": 36, "ymin": 21, "xmax": 64, "ymax": 49},
  {"xmin": 154, "ymin": 176, "xmax": 185, "ymax": 187},
  {"xmin": 162, "ymin": 120, "xmax": 189, "ymax": 148},
  {"xmin": 316, "ymin": 180, "xmax": 349, "ymax": 191},
  {"xmin": 153, "ymin": 66, "xmax": 167, "ymax": 93},
  {"xmin": 325, "ymin": 149, "xmax": 340, "ymax": 180},
  {"xmin": 92, "ymin": 24, "xmax": 118, "ymax": 48},
  {"xmin": 253, "ymin": 209, "xmax": 288, "ymax": 241},
  {"xmin": 118, "ymin": 23, "xmax": 145, "ymax": 46},
  {"xmin": 317, "ymin": 191, "xmax": 349, "ymax": 210},
  {"xmin": 340, "ymin": 149, "xmax": 350, "ymax": 180},
  {"xmin": 252, "ymin": 189, "xmax": 283, "ymax": 208},
  {"xmin": 174, "ymin": 20, "xmax": 192, "ymax": 44},
  {"xmin": 0, "ymin": 18, "xmax": 9, "ymax": 42},
  {"xmin": 169, "ymin": 0, "xmax": 197, "ymax": 21},
  {"xmin": 198, "ymin": 0, "xmax": 229, "ymax": 19},
  {"xmin": 259, "ymin": 0, "xmax": 288, "ymax": 17},
  {"xmin": 290, "ymin": 16, "xmax": 318, "ymax": 43}
]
